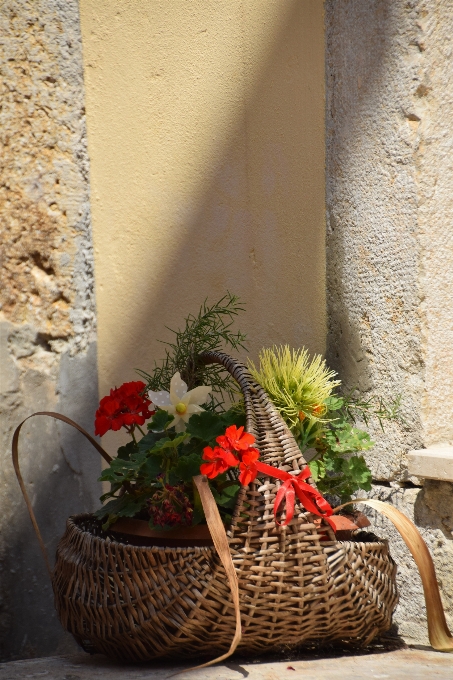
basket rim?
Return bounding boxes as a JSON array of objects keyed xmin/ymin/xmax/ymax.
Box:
[
  {"xmin": 67, "ymin": 512, "xmax": 390, "ymax": 553},
  {"xmin": 67, "ymin": 513, "xmax": 218, "ymax": 554}
]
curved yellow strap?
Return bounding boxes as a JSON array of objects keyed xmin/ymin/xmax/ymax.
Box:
[
  {"xmin": 12, "ymin": 412, "xmax": 113, "ymax": 579},
  {"xmin": 168, "ymin": 476, "xmax": 241, "ymax": 677},
  {"xmin": 335, "ymin": 498, "xmax": 453, "ymax": 652},
  {"xmin": 175, "ymin": 475, "xmax": 242, "ymax": 674}
]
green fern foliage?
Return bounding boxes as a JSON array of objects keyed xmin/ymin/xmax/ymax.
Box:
[{"xmin": 138, "ymin": 293, "xmax": 247, "ymax": 410}]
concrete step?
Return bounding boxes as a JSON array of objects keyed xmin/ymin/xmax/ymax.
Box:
[{"xmin": 0, "ymin": 648, "xmax": 452, "ymax": 680}]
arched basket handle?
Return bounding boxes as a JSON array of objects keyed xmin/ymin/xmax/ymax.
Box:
[
  {"xmin": 198, "ymin": 350, "xmax": 312, "ymax": 476},
  {"xmin": 12, "ymin": 411, "xmax": 113, "ymax": 577}
]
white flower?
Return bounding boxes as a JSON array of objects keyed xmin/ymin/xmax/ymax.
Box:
[{"xmin": 148, "ymin": 372, "xmax": 211, "ymax": 432}]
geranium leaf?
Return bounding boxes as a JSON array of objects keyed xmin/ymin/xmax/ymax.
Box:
[
  {"xmin": 117, "ymin": 440, "xmax": 139, "ymax": 461},
  {"xmin": 137, "ymin": 430, "xmax": 166, "ymax": 453},
  {"xmin": 139, "ymin": 456, "xmax": 163, "ymax": 481},
  {"xmin": 150, "ymin": 433, "xmax": 189, "ymax": 453},
  {"xmin": 148, "ymin": 409, "xmax": 174, "ymax": 432},
  {"xmin": 324, "ymin": 395, "xmax": 344, "ymax": 412},
  {"xmin": 308, "ymin": 459, "xmax": 325, "ymax": 482},
  {"xmin": 185, "ymin": 410, "xmax": 227, "ymax": 443},
  {"xmin": 94, "ymin": 491, "xmax": 150, "ymax": 520},
  {"xmin": 341, "ymin": 455, "xmax": 372, "ymax": 490},
  {"xmin": 98, "ymin": 468, "xmax": 121, "ymax": 483},
  {"xmin": 174, "ymin": 453, "xmax": 203, "ymax": 483},
  {"xmin": 210, "ymin": 483, "xmax": 240, "ymax": 509},
  {"xmin": 326, "ymin": 422, "xmax": 374, "ymax": 454}
]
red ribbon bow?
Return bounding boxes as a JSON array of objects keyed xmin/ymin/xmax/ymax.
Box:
[{"xmin": 255, "ymin": 461, "xmax": 337, "ymax": 532}]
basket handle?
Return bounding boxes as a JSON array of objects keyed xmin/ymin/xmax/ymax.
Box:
[
  {"xmin": 186, "ymin": 475, "xmax": 242, "ymax": 670},
  {"xmin": 335, "ymin": 499, "xmax": 453, "ymax": 653},
  {"xmin": 198, "ymin": 350, "xmax": 311, "ymax": 477},
  {"xmin": 12, "ymin": 412, "xmax": 113, "ymax": 578}
]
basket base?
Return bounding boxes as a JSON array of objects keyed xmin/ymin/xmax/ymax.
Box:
[{"xmin": 53, "ymin": 515, "xmax": 398, "ymax": 663}]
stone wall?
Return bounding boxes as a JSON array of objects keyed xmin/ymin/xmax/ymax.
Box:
[
  {"xmin": 0, "ymin": 0, "xmax": 99, "ymax": 660},
  {"xmin": 325, "ymin": 0, "xmax": 453, "ymax": 644}
]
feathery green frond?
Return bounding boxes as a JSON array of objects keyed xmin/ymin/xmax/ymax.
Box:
[{"xmin": 248, "ymin": 345, "xmax": 340, "ymax": 431}]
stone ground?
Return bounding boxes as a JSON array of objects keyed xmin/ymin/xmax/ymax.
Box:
[{"xmin": 1, "ymin": 645, "xmax": 452, "ymax": 680}]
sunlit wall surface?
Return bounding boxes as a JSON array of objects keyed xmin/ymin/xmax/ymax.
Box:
[{"xmin": 79, "ymin": 1, "xmax": 325, "ymax": 449}]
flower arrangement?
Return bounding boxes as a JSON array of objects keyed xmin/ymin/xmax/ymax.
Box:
[{"xmin": 94, "ymin": 294, "xmax": 399, "ymax": 532}]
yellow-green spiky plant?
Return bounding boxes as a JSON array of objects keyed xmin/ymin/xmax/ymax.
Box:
[{"xmin": 248, "ymin": 345, "xmax": 340, "ymax": 433}]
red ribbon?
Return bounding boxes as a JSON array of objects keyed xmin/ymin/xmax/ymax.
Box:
[{"xmin": 255, "ymin": 461, "xmax": 336, "ymax": 532}]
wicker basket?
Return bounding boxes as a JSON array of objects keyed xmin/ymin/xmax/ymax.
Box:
[{"xmin": 50, "ymin": 351, "xmax": 398, "ymax": 661}]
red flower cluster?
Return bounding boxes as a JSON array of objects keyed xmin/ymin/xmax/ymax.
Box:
[
  {"xmin": 147, "ymin": 483, "xmax": 193, "ymax": 527},
  {"xmin": 94, "ymin": 381, "xmax": 154, "ymax": 436},
  {"xmin": 200, "ymin": 425, "xmax": 260, "ymax": 487}
]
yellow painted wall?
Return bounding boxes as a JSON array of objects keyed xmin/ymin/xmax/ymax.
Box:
[{"xmin": 79, "ymin": 0, "xmax": 325, "ymax": 448}]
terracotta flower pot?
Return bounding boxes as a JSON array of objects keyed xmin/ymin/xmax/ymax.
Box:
[{"xmin": 109, "ymin": 517, "xmax": 213, "ymax": 547}]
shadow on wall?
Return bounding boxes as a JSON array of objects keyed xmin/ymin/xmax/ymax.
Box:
[
  {"xmin": 3, "ymin": 342, "xmax": 101, "ymax": 661},
  {"xmin": 415, "ymin": 481, "xmax": 453, "ymax": 539},
  {"xmin": 84, "ymin": 1, "xmax": 327, "ymax": 434},
  {"xmin": 325, "ymin": 1, "xmax": 426, "ymax": 482}
]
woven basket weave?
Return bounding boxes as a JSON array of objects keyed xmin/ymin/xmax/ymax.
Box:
[{"xmin": 51, "ymin": 351, "xmax": 398, "ymax": 661}]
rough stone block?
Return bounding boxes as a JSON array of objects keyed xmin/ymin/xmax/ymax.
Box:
[
  {"xmin": 325, "ymin": 0, "xmax": 453, "ymax": 480},
  {"xmin": 365, "ymin": 482, "xmax": 453, "ymax": 645},
  {"xmin": 0, "ymin": 0, "xmax": 98, "ymax": 662}
]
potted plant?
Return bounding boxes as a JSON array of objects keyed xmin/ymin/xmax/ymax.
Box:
[{"xmin": 93, "ymin": 294, "xmax": 390, "ymax": 544}]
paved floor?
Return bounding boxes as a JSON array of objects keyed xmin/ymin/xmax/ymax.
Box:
[{"xmin": 0, "ymin": 648, "xmax": 452, "ymax": 680}]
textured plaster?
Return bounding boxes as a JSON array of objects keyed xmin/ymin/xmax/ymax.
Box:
[
  {"xmin": 0, "ymin": 0, "xmax": 99, "ymax": 661},
  {"xmin": 326, "ymin": 0, "xmax": 453, "ymax": 478},
  {"xmin": 326, "ymin": 0, "xmax": 453, "ymax": 644},
  {"xmin": 415, "ymin": 5, "xmax": 453, "ymax": 447},
  {"xmin": 79, "ymin": 0, "xmax": 326, "ymax": 446}
]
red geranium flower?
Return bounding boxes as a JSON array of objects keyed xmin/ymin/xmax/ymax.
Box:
[
  {"xmin": 95, "ymin": 394, "xmax": 122, "ymax": 435},
  {"xmin": 216, "ymin": 425, "xmax": 256, "ymax": 453},
  {"xmin": 200, "ymin": 446, "xmax": 239, "ymax": 479},
  {"xmin": 238, "ymin": 448, "xmax": 260, "ymax": 486},
  {"xmin": 94, "ymin": 381, "xmax": 154, "ymax": 436}
]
